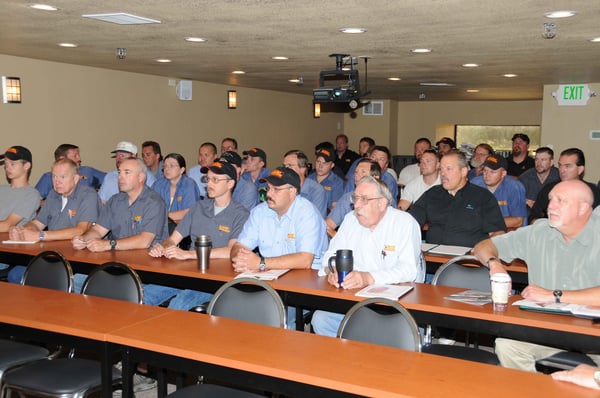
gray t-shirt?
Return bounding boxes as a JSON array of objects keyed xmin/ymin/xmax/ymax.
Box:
[{"xmin": 0, "ymin": 185, "xmax": 40, "ymax": 226}]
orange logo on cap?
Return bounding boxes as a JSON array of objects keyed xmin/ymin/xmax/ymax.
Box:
[
  {"xmin": 212, "ymin": 161, "xmax": 223, "ymax": 169},
  {"xmin": 271, "ymin": 169, "xmax": 284, "ymax": 178},
  {"xmin": 249, "ymin": 148, "xmax": 258, "ymax": 153},
  {"xmin": 488, "ymin": 156, "xmax": 499, "ymax": 164},
  {"xmin": 320, "ymin": 149, "xmax": 331, "ymax": 157},
  {"xmin": 6, "ymin": 147, "xmax": 17, "ymax": 154}
]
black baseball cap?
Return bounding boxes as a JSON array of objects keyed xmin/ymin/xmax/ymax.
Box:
[
  {"xmin": 1, "ymin": 146, "xmax": 32, "ymax": 163},
  {"xmin": 436, "ymin": 137, "xmax": 456, "ymax": 148},
  {"xmin": 260, "ymin": 167, "xmax": 300, "ymax": 191},
  {"xmin": 243, "ymin": 147, "xmax": 267, "ymax": 163},
  {"xmin": 482, "ymin": 154, "xmax": 507, "ymax": 170},
  {"xmin": 219, "ymin": 151, "xmax": 242, "ymax": 167},
  {"xmin": 315, "ymin": 148, "xmax": 335, "ymax": 163},
  {"xmin": 201, "ymin": 161, "xmax": 237, "ymax": 181},
  {"xmin": 511, "ymin": 133, "xmax": 530, "ymax": 144}
]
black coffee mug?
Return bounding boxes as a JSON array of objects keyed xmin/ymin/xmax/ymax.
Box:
[{"xmin": 328, "ymin": 249, "xmax": 354, "ymax": 285}]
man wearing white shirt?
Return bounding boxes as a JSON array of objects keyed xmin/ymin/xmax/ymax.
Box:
[
  {"xmin": 398, "ymin": 149, "xmax": 441, "ymax": 211},
  {"xmin": 398, "ymin": 137, "xmax": 432, "ymax": 187},
  {"xmin": 312, "ymin": 176, "xmax": 422, "ymax": 336}
]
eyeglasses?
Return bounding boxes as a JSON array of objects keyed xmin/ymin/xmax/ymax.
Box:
[
  {"xmin": 266, "ymin": 185, "xmax": 292, "ymax": 192},
  {"xmin": 202, "ymin": 176, "xmax": 231, "ymax": 183},
  {"xmin": 351, "ymin": 195, "xmax": 383, "ymax": 205}
]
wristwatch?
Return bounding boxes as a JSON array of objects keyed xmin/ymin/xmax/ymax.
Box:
[
  {"xmin": 39, "ymin": 231, "xmax": 46, "ymax": 241},
  {"xmin": 594, "ymin": 370, "xmax": 600, "ymax": 387},
  {"xmin": 259, "ymin": 256, "xmax": 266, "ymax": 272},
  {"xmin": 110, "ymin": 239, "xmax": 117, "ymax": 251},
  {"xmin": 553, "ymin": 289, "xmax": 563, "ymax": 303}
]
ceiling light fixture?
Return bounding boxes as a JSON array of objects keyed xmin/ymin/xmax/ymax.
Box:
[
  {"xmin": 411, "ymin": 48, "xmax": 432, "ymax": 54},
  {"xmin": 503, "ymin": 74, "xmax": 518, "ymax": 78},
  {"xmin": 58, "ymin": 43, "xmax": 78, "ymax": 48},
  {"xmin": 462, "ymin": 63, "xmax": 480, "ymax": 68},
  {"xmin": 232, "ymin": 70, "xmax": 245, "ymax": 75},
  {"xmin": 272, "ymin": 56, "xmax": 289, "ymax": 60},
  {"xmin": 30, "ymin": 4, "xmax": 58, "ymax": 11},
  {"xmin": 184, "ymin": 37, "xmax": 207, "ymax": 43},
  {"xmin": 544, "ymin": 10, "xmax": 577, "ymax": 19},
  {"xmin": 589, "ymin": 37, "xmax": 600, "ymax": 43},
  {"xmin": 420, "ymin": 82, "xmax": 455, "ymax": 87},
  {"xmin": 339, "ymin": 28, "xmax": 367, "ymax": 34},
  {"xmin": 466, "ymin": 89, "xmax": 480, "ymax": 93},
  {"xmin": 155, "ymin": 59, "xmax": 172, "ymax": 63},
  {"xmin": 387, "ymin": 77, "xmax": 401, "ymax": 81},
  {"xmin": 82, "ymin": 13, "xmax": 160, "ymax": 25}
]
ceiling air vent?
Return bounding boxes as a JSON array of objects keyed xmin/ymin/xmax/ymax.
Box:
[
  {"xmin": 362, "ymin": 101, "xmax": 383, "ymax": 116},
  {"xmin": 82, "ymin": 13, "xmax": 161, "ymax": 25}
]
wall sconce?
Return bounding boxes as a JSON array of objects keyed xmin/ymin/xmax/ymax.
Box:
[
  {"xmin": 227, "ymin": 90, "xmax": 237, "ymax": 109},
  {"xmin": 2, "ymin": 76, "xmax": 21, "ymax": 104},
  {"xmin": 313, "ymin": 103, "xmax": 321, "ymax": 118}
]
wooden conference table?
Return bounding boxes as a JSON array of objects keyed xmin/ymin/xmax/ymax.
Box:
[
  {"xmin": 1, "ymin": 236, "xmax": 598, "ymax": 353},
  {"xmin": 1, "ymin": 283, "xmax": 596, "ymax": 398}
]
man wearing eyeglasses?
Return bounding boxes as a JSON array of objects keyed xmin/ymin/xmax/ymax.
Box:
[
  {"xmin": 312, "ymin": 176, "xmax": 422, "ymax": 336},
  {"xmin": 147, "ymin": 160, "xmax": 250, "ymax": 310}
]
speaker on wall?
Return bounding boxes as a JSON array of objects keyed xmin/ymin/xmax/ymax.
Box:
[{"xmin": 176, "ymin": 80, "xmax": 192, "ymax": 101}]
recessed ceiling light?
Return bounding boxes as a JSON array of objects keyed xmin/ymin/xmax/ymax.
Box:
[
  {"xmin": 589, "ymin": 37, "xmax": 600, "ymax": 43},
  {"xmin": 339, "ymin": 28, "xmax": 367, "ymax": 34},
  {"xmin": 288, "ymin": 78, "xmax": 301, "ymax": 83},
  {"xmin": 544, "ymin": 10, "xmax": 577, "ymax": 19},
  {"xmin": 232, "ymin": 70, "xmax": 245, "ymax": 75},
  {"xmin": 462, "ymin": 63, "xmax": 480, "ymax": 68},
  {"xmin": 411, "ymin": 48, "xmax": 432, "ymax": 54},
  {"xmin": 387, "ymin": 77, "xmax": 401, "ymax": 81},
  {"xmin": 184, "ymin": 37, "xmax": 207, "ymax": 43},
  {"xmin": 466, "ymin": 89, "xmax": 480, "ymax": 93},
  {"xmin": 503, "ymin": 73, "xmax": 518, "ymax": 78},
  {"xmin": 155, "ymin": 59, "xmax": 172, "ymax": 63},
  {"xmin": 272, "ymin": 56, "xmax": 289, "ymax": 60},
  {"xmin": 420, "ymin": 82, "xmax": 455, "ymax": 87},
  {"xmin": 82, "ymin": 13, "xmax": 160, "ymax": 25},
  {"xmin": 58, "ymin": 43, "xmax": 78, "ymax": 48},
  {"xmin": 30, "ymin": 4, "xmax": 58, "ymax": 11}
]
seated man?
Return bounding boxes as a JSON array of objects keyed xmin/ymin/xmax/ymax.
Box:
[
  {"xmin": 307, "ymin": 148, "xmax": 344, "ymax": 213},
  {"xmin": 283, "ymin": 149, "xmax": 327, "ymax": 217},
  {"xmin": 473, "ymin": 180, "xmax": 600, "ymax": 372},
  {"xmin": 72, "ymin": 158, "xmax": 168, "ymax": 296},
  {"xmin": 220, "ymin": 151, "xmax": 258, "ymax": 211},
  {"xmin": 148, "ymin": 160, "xmax": 250, "ymax": 310},
  {"xmin": 398, "ymin": 149, "xmax": 440, "ymax": 211},
  {"xmin": 231, "ymin": 167, "xmax": 327, "ymax": 328},
  {"xmin": 409, "ymin": 149, "xmax": 506, "ymax": 247},
  {"xmin": 312, "ymin": 176, "xmax": 422, "ymax": 336},
  {"xmin": 8, "ymin": 158, "xmax": 100, "ymax": 283}
]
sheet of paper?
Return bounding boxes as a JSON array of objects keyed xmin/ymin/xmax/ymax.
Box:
[
  {"xmin": 355, "ymin": 284, "xmax": 414, "ymax": 300},
  {"xmin": 2, "ymin": 240, "xmax": 38, "ymax": 244}
]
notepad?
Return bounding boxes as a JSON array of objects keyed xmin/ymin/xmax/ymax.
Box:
[
  {"xmin": 235, "ymin": 269, "xmax": 290, "ymax": 280},
  {"xmin": 445, "ymin": 290, "xmax": 492, "ymax": 306},
  {"xmin": 2, "ymin": 240, "xmax": 38, "ymax": 244},
  {"xmin": 425, "ymin": 244, "xmax": 472, "ymax": 256},
  {"xmin": 514, "ymin": 299, "xmax": 600, "ymax": 319},
  {"xmin": 355, "ymin": 284, "xmax": 414, "ymax": 300}
]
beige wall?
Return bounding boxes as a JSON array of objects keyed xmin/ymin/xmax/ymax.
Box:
[
  {"xmin": 0, "ymin": 54, "xmax": 342, "ymax": 183},
  {"xmin": 541, "ymin": 83, "xmax": 600, "ymax": 183}
]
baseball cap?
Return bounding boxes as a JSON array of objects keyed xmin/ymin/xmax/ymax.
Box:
[
  {"xmin": 260, "ymin": 167, "xmax": 300, "ymax": 191},
  {"xmin": 201, "ymin": 160, "xmax": 237, "ymax": 181},
  {"xmin": 243, "ymin": 147, "xmax": 267, "ymax": 163},
  {"xmin": 219, "ymin": 151, "xmax": 242, "ymax": 167},
  {"xmin": 110, "ymin": 141, "xmax": 138, "ymax": 157},
  {"xmin": 435, "ymin": 137, "xmax": 456, "ymax": 148},
  {"xmin": 482, "ymin": 154, "xmax": 507, "ymax": 170},
  {"xmin": 315, "ymin": 148, "xmax": 335, "ymax": 163},
  {"xmin": 1, "ymin": 146, "xmax": 32, "ymax": 163},
  {"xmin": 511, "ymin": 133, "xmax": 530, "ymax": 144}
]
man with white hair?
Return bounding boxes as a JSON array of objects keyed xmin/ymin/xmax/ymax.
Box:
[{"xmin": 312, "ymin": 176, "xmax": 422, "ymax": 336}]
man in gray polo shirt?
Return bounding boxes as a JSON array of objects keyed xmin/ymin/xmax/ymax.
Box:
[
  {"xmin": 148, "ymin": 160, "xmax": 250, "ymax": 310},
  {"xmin": 7, "ymin": 158, "xmax": 101, "ymax": 282},
  {"xmin": 72, "ymin": 158, "xmax": 168, "ymax": 296}
]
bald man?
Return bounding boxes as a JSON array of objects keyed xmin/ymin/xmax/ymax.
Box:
[{"xmin": 474, "ymin": 179, "xmax": 600, "ymax": 372}]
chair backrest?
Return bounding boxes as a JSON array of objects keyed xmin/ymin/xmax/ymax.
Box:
[
  {"xmin": 207, "ymin": 277, "xmax": 286, "ymax": 328},
  {"xmin": 81, "ymin": 262, "xmax": 144, "ymax": 304},
  {"xmin": 416, "ymin": 252, "xmax": 426, "ymax": 283},
  {"xmin": 22, "ymin": 250, "xmax": 73, "ymax": 292},
  {"xmin": 337, "ymin": 298, "xmax": 421, "ymax": 351},
  {"xmin": 431, "ymin": 255, "xmax": 491, "ymax": 292}
]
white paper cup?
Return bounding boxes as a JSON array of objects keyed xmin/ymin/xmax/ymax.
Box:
[{"xmin": 491, "ymin": 272, "xmax": 511, "ymax": 311}]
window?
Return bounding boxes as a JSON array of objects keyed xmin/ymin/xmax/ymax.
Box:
[{"xmin": 456, "ymin": 125, "xmax": 541, "ymax": 157}]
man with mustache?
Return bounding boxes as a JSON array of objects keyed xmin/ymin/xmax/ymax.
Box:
[
  {"xmin": 312, "ymin": 176, "xmax": 422, "ymax": 336},
  {"xmin": 474, "ymin": 180, "xmax": 600, "ymax": 372}
]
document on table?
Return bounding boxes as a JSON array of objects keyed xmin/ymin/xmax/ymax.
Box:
[
  {"xmin": 445, "ymin": 290, "xmax": 492, "ymax": 306},
  {"xmin": 514, "ymin": 299, "xmax": 600, "ymax": 319},
  {"xmin": 235, "ymin": 269, "xmax": 290, "ymax": 280},
  {"xmin": 424, "ymin": 244, "xmax": 472, "ymax": 256},
  {"xmin": 2, "ymin": 240, "xmax": 38, "ymax": 244},
  {"xmin": 355, "ymin": 284, "xmax": 414, "ymax": 300}
]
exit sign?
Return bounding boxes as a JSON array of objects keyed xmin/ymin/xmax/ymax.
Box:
[{"xmin": 553, "ymin": 84, "xmax": 593, "ymax": 106}]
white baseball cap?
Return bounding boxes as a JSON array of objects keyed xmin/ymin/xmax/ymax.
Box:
[{"xmin": 110, "ymin": 141, "xmax": 138, "ymax": 157}]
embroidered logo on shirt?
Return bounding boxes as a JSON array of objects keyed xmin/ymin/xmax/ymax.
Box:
[
  {"xmin": 287, "ymin": 233, "xmax": 296, "ymax": 240},
  {"xmin": 465, "ymin": 204, "xmax": 475, "ymax": 210},
  {"xmin": 176, "ymin": 196, "xmax": 182, "ymax": 202},
  {"xmin": 133, "ymin": 215, "xmax": 143, "ymax": 224},
  {"xmin": 68, "ymin": 209, "xmax": 77, "ymax": 218},
  {"xmin": 324, "ymin": 186, "xmax": 332, "ymax": 191},
  {"xmin": 218, "ymin": 225, "xmax": 230, "ymax": 233},
  {"xmin": 383, "ymin": 245, "xmax": 395, "ymax": 252},
  {"xmin": 498, "ymin": 200, "xmax": 507, "ymax": 206}
]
